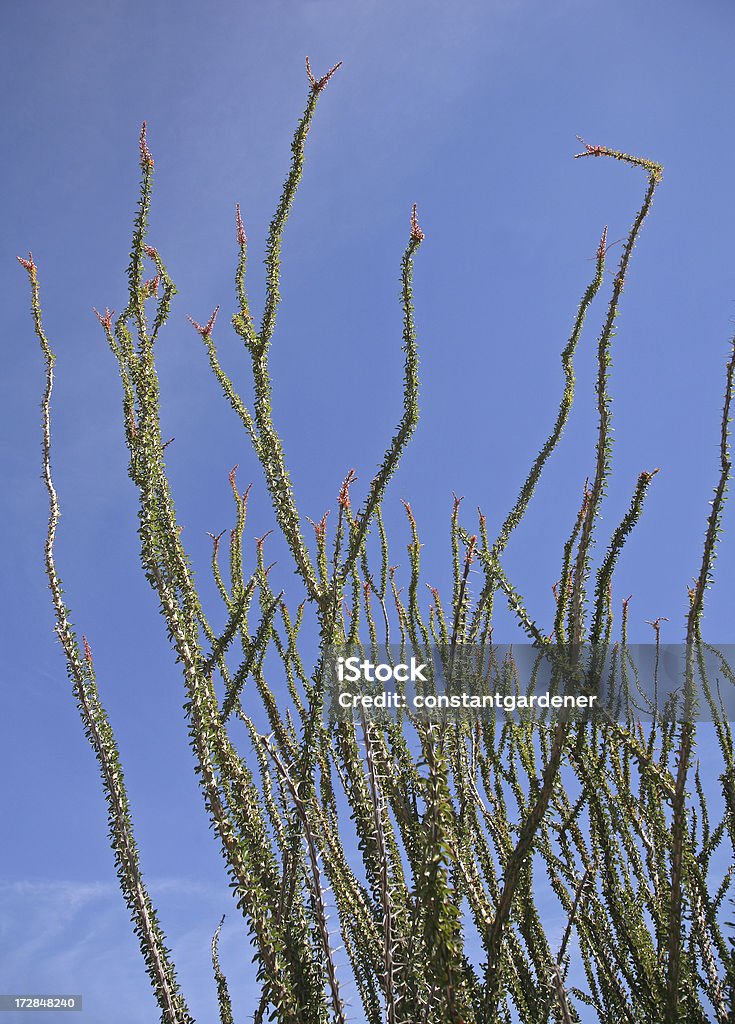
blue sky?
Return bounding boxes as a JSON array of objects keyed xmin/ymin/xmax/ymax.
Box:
[{"xmin": 3, "ymin": 1, "xmax": 735, "ymax": 1020}]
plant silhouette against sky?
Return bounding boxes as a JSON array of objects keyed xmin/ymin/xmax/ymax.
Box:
[{"xmin": 19, "ymin": 59, "xmax": 735, "ymax": 1024}]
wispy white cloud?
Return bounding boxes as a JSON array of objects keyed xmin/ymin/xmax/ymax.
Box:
[{"xmin": 0, "ymin": 876, "xmax": 259, "ymax": 1022}]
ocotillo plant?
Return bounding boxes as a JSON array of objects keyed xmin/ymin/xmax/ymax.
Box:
[{"xmin": 20, "ymin": 59, "xmax": 735, "ymax": 1024}]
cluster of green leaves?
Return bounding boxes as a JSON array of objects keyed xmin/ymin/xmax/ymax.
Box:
[{"xmin": 21, "ymin": 61, "xmax": 735, "ymax": 1024}]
